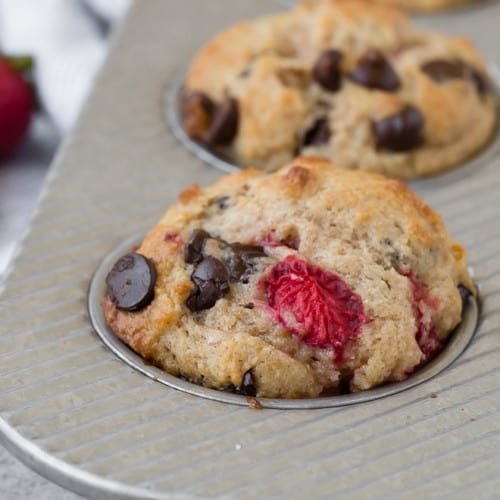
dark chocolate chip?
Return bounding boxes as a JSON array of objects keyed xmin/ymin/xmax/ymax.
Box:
[
  {"xmin": 303, "ymin": 117, "xmax": 330, "ymax": 146},
  {"xmin": 183, "ymin": 92, "xmax": 215, "ymax": 114},
  {"xmin": 458, "ymin": 285, "xmax": 472, "ymax": 309},
  {"xmin": 422, "ymin": 59, "xmax": 491, "ymax": 95},
  {"xmin": 239, "ymin": 66, "xmax": 252, "ymax": 79},
  {"xmin": 421, "ymin": 59, "xmax": 467, "ymax": 83},
  {"xmin": 181, "ymin": 91, "xmax": 215, "ymax": 142},
  {"xmin": 373, "ymin": 105, "xmax": 424, "ymax": 152},
  {"xmin": 227, "ymin": 255, "xmax": 247, "ymax": 281},
  {"xmin": 221, "ymin": 383, "xmax": 239, "ymax": 393},
  {"xmin": 338, "ymin": 374, "xmax": 352, "ymax": 395},
  {"xmin": 312, "ymin": 49, "xmax": 343, "ymax": 92},
  {"xmin": 336, "ymin": 368, "xmax": 353, "ymax": 394},
  {"xmin": 185, "ymin": 256, "xmax": 230, "ymax": 312},
  {"xmin": 350, "ymin": 50, "xmax": 400, "ymax": 91},
  {"xmin": 211, "ymin": 196, "xmax": 230, "ymax": 210},
  {"xmin": 243, "ymin": 302, "xmax": 255, "ymax": 309},
  {"xmin": 184, "ymin": 229, "xmax": 210, "ymax": 264},
  {"xmin": 191, "ymin": 256, "xmax": 229, "ymax": 283},
  {"xmin": 205, "ymin": 98, "xmax": 239, "ymax": 146},
  {"xmin": 471, "ymin": 69, "xmax": 490, "ymax": 94},
  {"xmin": 231, "ymin": 243, "xmax": 266, "ymax": 258},
  {"xmin": 106, "ymin": 252, "xmax": 156, "ymax": 312},
  {"xmin": 240, "ymin": 369, "xmax": 257, "ymax": 397},
  {"xmin": 227, "ymin": 243, "xmax": 266, "ymax": 283}
]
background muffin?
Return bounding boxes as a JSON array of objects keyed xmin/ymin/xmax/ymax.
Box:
[
  {"xmin": 182, "ymin": 0, "xmax": 496, "ymax": 179},
  {"xmin": 373, "ymin": 0, "xmax": 478, "ymax": 12}
]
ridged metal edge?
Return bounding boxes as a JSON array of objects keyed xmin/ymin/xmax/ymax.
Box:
[{"xmin": 0, "ymin": 419, "xmax": 182, "ymax": 500}]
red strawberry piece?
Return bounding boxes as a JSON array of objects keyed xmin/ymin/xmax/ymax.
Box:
[
  {"xmin": 0, "ymin": 57, "xmax": 34, "ymax": 156},
  {"xmin": 262, "ymin": 255, "xmax": 367, "ymax": 363},
  {"xmin": 401, "ymin": 270, "xmax": 442, "ymax": 362}
]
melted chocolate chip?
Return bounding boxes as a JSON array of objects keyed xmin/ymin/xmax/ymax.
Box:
[
  {"xmin": 421, "ymin": 59, "xmax": 467, "ymax": 83},
  {"xmin": 183, "ymin": 92, "xmax": 214, "ymax": 114},
  {"xmin": 221, "ymin": 383, "xmax": 239, "ymax": 393},
  {"xmin": 373, "ymin": 105, "xmax": 424, "ymax": 152},
  {"xmin": 338, "ymin": 373, "xmax": 352, "ymax": 395},
  {"xmin": 238, "ymin": 66, "xmax": 252, "ymax": 79},
  {"xmin": 350, "ymin": 50, "xmax": 400, "ymax": 92},
  {"xmin": 181, "ymin": 92, "xmax": 215, "ymax": 142},
  {"xmin": 186, "ymin": 256, "xmax": 230, "ymax": 312},
  {"xmin": 185, "ymin": 229, "xmax": 210, "ymax": 264},
  {"xmin": 471, "ymin": 69, "xmax": 490, "ymax": 94},
  {"xmin": 231, "ymin": 243, "xmax": 266, "ymax": 257},
  {"xmin": 240, "ymin": 369, "xmax": 257, "ymax": 397},
  {"xmin": 227, "ymin": 243, "xmax": 266, "ymax": 283},
  {"xmin": 243, "ymin": 302, "xmax": 255, "ymax": 309},
  {"xmin": 106, "ymin": 253, "xmax": 157, "ymax": 312},
  {"xmin": 458, "ymin": 285, "xmax": 472, "ymax": 309},
  {"xmin": 303, "ymin": 118, "xmax": 330, "ymax": 146},
  {"xmin": 313, "ymin": 50, "xmax": 343, "ymax": 92},
  {"xmin": 227, "ymin": 255, "xmax": 247, "ymax": 282},
  {"xmin": 212, "ymin": 196, "xmax": 230, "ymax": 210},
  {"xmin": 205, "ymin": 98, "xmax": 239, "ymax": 146},
  {"xmin": 422, "ymin": 59, "xmax": 492, "ymax": 95}
]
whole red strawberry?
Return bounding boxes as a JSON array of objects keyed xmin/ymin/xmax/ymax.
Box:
[{"xmin": 0, "ymin": 56, "xmax": 34, "ymax": 156}]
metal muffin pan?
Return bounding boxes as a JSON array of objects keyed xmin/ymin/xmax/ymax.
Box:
[
  {"xmin": 2, "ymin": 0, "xmax": 500, "ymax": 498},
  {"xmin": 88, "ymin": 236, "xmax": 479, "ymax": 409}
]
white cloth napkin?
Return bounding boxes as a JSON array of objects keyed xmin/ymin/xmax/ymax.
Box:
[{"xmin": 0, "ymin": 0, "xmax": 132, "ymax": 133}]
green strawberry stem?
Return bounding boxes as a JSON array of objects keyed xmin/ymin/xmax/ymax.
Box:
[
  {"xmin": 2, "ymin": 54, "xmax": 39, "ymax": 110},
  {"xmin": 4, "ymin": 55, "xmax": 34, "ymax": 74}
]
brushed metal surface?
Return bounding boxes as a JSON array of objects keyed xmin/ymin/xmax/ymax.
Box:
[{"xmin": 1, "ymin": 0, "xmax": 500, "ymax": 498}]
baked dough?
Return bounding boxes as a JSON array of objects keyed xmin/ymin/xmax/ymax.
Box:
[
  {"xmin": 182, "ymin": 0, "xmax": 496, "ymax": 179},
  {"xmin": 102, "ymin": 158, "xmax": 474, "ymax": 398}
]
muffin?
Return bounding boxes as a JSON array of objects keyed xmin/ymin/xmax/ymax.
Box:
[
  {"xmin": 181, "ymin": 0, "xmax": 496, "ymax": 179},
  {"xmin": 374, "ymin": 0, "xmax": 477, "ymax": 12},
  {"xmin": 101, "ymin": 158, "xmax": 474, "ymax": 398}
]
